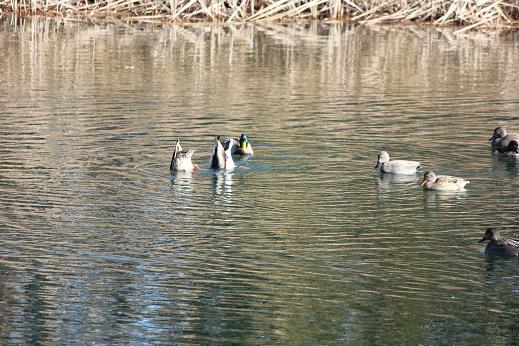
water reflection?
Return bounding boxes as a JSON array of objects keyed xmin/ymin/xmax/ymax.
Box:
[
  {"xmin": 423, "ymin": 190, "xmax": 469, "ymax": 204},
  {"xmin": 212, "ymin": 171, "xmax": 234, "ymax": 204},
  {"xmin": 171, "ymin": 171, "xmax": 194, "ymax": 202},
  {"xmin": 377, "ymin": 172, "xmax": 419, "ymax": 192},
  {"xmin": 1, "ymin": 16, "xmax": 519, "ymax": 345},
  {"xmin": 491, "ymin": 154, "xmax": 519, "ymax": 177},
  {"xmin": 174, "ymin": 170, "xmax": 195, "ymax": 180}
]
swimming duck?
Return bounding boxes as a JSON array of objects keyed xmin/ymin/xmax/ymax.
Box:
[
  {"xmin": 375, "ymin": 151, "xmax": 420, "ymax": 175},
  {"xmin": 489, "ymin": 126, "xmax": 518, "ymax": 153},
  {"xmin": 420, "ymin": 171, "xmax": 469, "ymax": 191},
  {"xmin": 505, "ymin": 140, "xmax": 519, "ymax": 157},
  {"xmin": 210, "ymin": 136, "xmax": 236, "ymax": 170},
  {"xmin": 170, "ymin": 140, "xmax": 197, "ymax": 172},
  {"xmin": 222, "ymin": 133, "xmax": 254, "ymax": 156},
  {"xmin": 478, "ymin": 228, "xmax": 519, "ymax": 256}
]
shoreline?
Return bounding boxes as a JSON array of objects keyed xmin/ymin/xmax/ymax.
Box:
[{"xmin": 1, "ymin": 0, "xmax": 519, "ymax": 33}]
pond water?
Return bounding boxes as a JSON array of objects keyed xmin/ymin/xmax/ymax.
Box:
[{"xmin": 1, "ymin": 17, "xmax": 519, "ymax": 344}]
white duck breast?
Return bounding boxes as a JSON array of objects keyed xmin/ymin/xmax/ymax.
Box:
[{"xmin": 375, "ymin": 151, "xmax": 420, "ymax": 175}]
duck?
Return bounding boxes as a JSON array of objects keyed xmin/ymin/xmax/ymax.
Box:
[
  {"xmin": 478, "ymin": 228, "xmax": 519, "ymax": 256},
  {"xmin": 222, "ymin": 133, "xmax": 254, "ymax": 156},
  {"xmin": 375, "ymin": 151, "xmax": 420, "ymax": 175},
  {"xmin": 489, "ymin": 126, "xmax": 518, "ymax": 153},
  {"xmin": 170, "ymin": 140, "xmax": 198, "ymax": 172},
  {"xmin": 420, "ymin": 171, "xmax": 469, "ymax": 191},
  {"xmin": 210, "ymin": 136, "xmax": 236, "ymax": 170},
  {"xmin": 505, "ymin": 140, "xmax": 519, "ymax": 157}
]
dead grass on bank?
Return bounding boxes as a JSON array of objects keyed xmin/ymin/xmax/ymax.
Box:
[{"xmin": 1, "ymin": 0, "xmax": 518, "ymax": 31}]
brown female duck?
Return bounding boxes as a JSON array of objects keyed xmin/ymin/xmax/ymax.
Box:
[{"xmin": 478, "ymin": 228, "xmax": 519, "ymax": 257}]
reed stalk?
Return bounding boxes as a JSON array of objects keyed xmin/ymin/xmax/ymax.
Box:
[{"xmin": 0, "ymin": 0, "xmax": 518, "ymax": 30}]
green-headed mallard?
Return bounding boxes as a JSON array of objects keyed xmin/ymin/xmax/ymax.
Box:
[{"xmin": 222, "ymin": 133, "xmax": 254, "ymax": 156}]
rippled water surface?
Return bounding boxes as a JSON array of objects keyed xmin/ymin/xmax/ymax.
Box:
[{"xmin": 1, "ymin": 17, "xmax": 519, "ymax": 344}]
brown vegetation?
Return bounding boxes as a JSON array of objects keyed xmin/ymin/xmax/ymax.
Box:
[{"xmin": 1, "ymin": 0, "xmax": 518, "ymax": 31}]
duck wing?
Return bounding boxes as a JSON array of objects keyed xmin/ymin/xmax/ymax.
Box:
[
  {"xmin": 391, "ymin": 160, "xmax": 420, "ymax": 168},
  {"xmin": 496, "ymin": 134, "xmax": 519, "ymax": 152},
  {"xmin": 436, "ymin": 175, "xmax": 466, "ymax": 184},
  {"xmin": 502, "ymin": 237, "xmax": 519, "ymax": 248}
]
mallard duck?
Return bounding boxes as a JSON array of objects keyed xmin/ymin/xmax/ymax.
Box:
[
  {"xmin": 489, "ymin": 126, "xmax": 518, "ymax": 153},
  {"xmin": 222, "ymin": 133, "xmax": 254, "ymax": 156},
  {"xmin": 170, "ymin": 140, "xmax": 197, "ymax": 172},
  {"xmin": 478, "ymin": 228, "xmax": 519, "ymax": 256},
  {"xmin": 375, "ymin": 151, "xmax": 420, "ymax": 175},
  {"xmin": 420, "ymin": 171, "xmax": 469, "ymax": 191},
  {"xmin": 505, "ymin": 140, "xmax": 519, "ymax": 157},
  {"xmin": 210, "ymin": 136, "xmax": 236, "ymax": 170}
]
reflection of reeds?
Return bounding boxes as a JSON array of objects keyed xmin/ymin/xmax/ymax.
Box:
[{"xmin": 1, "ymin": 0, "xmax": 518, "ymax": 29}]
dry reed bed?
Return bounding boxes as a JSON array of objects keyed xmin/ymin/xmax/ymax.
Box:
[{"xmin": 1, "ymin": 0, "xmax": 519, "ymax": 31}]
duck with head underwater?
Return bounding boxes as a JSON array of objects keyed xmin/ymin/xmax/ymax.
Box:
[
  {"xmin": 478, "ymin": 228, "xmax": 519, "ymax": 256},
  {"xmin": 222, "ymin": 133, "xmax": 254, "ymax": 156},
  {"xmin": 210, "ymin": 136, "xmax": 236, "ymax": 170},
  {"xmin": 170, "ymin": 140, "xmax": 198, "ymax": 172}
]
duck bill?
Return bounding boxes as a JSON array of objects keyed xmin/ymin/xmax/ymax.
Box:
[
  {"xmin": 489, "ymin": 134, "xmax": 496, "ymax": 141},
  {"xmin": 478, "ymin": 237, "xmax": 487, "ymax": 243},
  {"xmin": 419, "ymin": 178, "xmax": 426, "ymax": 187},
  {"xmin": 240, "ymin": 142, "xmax": 247, "ymax": 151}
]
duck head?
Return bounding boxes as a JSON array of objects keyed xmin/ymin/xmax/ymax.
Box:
[
  {"xmin": 489, "ymin": 126, "xmax": 507, "ymax": 141},
  {"xmin": 420, "ymin": 171, "xmax": 436, "ymax": 186},
  {"xmin": 479, "ymin": 228, "xmax": 500, "ymax": 243},
  {"xmin": 375, "ymin": 151, "xmax": 390, "ymax": 169},
  {"xmin": 239, "ymin": 133, "xmax": 250, "ymax": 151}
]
